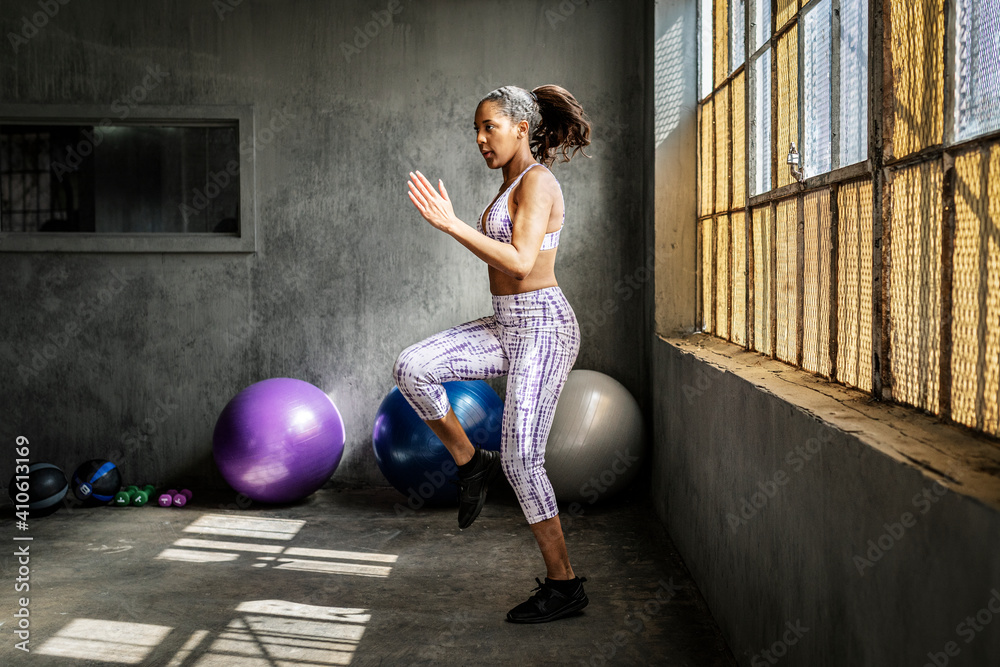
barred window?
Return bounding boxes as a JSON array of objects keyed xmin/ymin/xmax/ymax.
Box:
[
  {"xmin": 695, "ymin": 0, "xmax": 1000, "ymax": 439},
  {"xmin": 840, "ymin": 0, "xmax": 869, "ymax": 165},
  {"xmin": 751, "ymin": 48, "xmax": 771, "ymax": 195},
  {"xmin": 800, "ymin": 0, "xmax": 869, "ymax": 178}
]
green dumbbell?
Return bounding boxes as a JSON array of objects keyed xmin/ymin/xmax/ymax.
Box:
[
  {"xmin": 132, "ymin": 485, "xmax": 156, "ymax": 507},
  {"xmin": 114, "ymin": 485, "xmax": 140, "ymax": 507}
]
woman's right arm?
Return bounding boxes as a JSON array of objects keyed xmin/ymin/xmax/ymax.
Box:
[{"xmin": 407, "ymin": 170, "xmax": 553, "ymax": 280}]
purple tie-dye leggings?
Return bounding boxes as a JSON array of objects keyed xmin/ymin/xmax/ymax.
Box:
[{"xmin": 393, "ymin": 286, "xmax": 580, "ymax": 524}]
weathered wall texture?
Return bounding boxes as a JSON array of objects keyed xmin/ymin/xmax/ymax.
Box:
[
  {"xmin": 0, "ymin": 0, "xmax": 648, "ymax": 490},
  {"xmin": 652, "ymin": 0, "xmax": 697, "ymax": 337},
  {"xmin": 651, "ymin": 337, "xmax": 1000, "ymax": 666}
]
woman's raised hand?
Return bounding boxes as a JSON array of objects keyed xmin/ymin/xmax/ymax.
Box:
[{"xmin": 407, "ymin": 171, "xmax": 458, "ymax": 234}]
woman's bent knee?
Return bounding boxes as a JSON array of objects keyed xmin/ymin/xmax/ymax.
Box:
[{"xmin": 393, "ymin": 343, "xmax": 425, "ymax": 389}]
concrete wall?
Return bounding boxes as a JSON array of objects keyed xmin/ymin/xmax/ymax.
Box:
[
  {"xmin": 652, "ymin": 0, "xmax": 698, "ymax": 337},
  {"xmin": 650, "ymin": 337, "xmax": 1000, "ymax": 666},
  {"xmin": 0, "ymin": 0, "xmax": 648, "ymax": 490}
]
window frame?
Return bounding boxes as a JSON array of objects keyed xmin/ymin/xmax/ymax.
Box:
[
  {"xmin": 695, "ymin": 0, "xmax": 1000, "ymax": 437},
  {"xmin": 0, "ymin": 103, "xmax": 256, "ymax": 253}
]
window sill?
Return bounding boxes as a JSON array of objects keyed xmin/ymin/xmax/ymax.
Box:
[
  {"xmin": 747, "ymin": 160, "xmax": 872, "ymax": 207},
  {"xmin": 659, "ymin": 332, "xmax": 1000, "ymax": 513}
]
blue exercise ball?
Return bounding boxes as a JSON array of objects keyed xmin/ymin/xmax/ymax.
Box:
[{"xmin": 373, "ymin": 380, "xmax": 503, "ymax": 506}]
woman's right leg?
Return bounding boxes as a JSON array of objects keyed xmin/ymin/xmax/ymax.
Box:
[
  {"xmin": 393, "ymin": 316, "xmax": 510, "ymax": 527},
  {"xmin": 425, "ymin": 410, "xmax": 477, "ymax": 466},
  {"xmin": 392, "ymin": 315, "xmax": 509, "ymax": 429}
]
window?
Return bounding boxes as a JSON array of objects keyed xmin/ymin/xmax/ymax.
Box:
[
  {"xmin": 802, "ymin": 0, "xmax": 833, "ymax": 177},
  {"xmin": 751, "ymin": 0, "xmax": 770, "ymax": 53},
  {"xmin": 0, "ymin": 104, "xmax": 255, "ymax": 253},
  {"xmin": 800, "ymin": 0, "xmax": 869, "ymax": 178},
  {"xmin": 748, "ymin": 0, "xmax": 772, "ymax": 195},
  {"xmin": 730, "ymin": 0, "xmax": 746, "ymax": 72},
  {"xmin": 694, "ymin": 0, "xmax": 1000, "ymax": 440},
  {"xmin": 1, "ymin": 124, "xmax": 239, "ymax": 234},
  {"xmin": 0, "ymin": 129, "xmax": 68, "ymax": 232},
  {"xmin": 751, "ymin": 48, "xmax": 771, "ymax": 194},
  {"xmin": 840, "ymin": 0, "xmax": 869, "ymax": 165},
  {"xmin": 954, "ymin": 0, "xmax": 1000, "ymax": 142},
  {"xmin": 699, "ymin": 0, "xmax": 714, "ymax": 100}
]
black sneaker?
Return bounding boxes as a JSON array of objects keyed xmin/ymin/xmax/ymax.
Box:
[
  {"xmin": 454, "ymin": 449, "xmax": 502, "ymax": 529},
  {"xmin": 505, "ymin": 577, "xmax": 589, "ymax": 623}
]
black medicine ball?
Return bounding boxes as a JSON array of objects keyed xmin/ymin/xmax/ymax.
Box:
[
  {"xmin": 72, "ymin": 459, "xmax": 122, "ymax": 504},
  {"xmin": 7, "ymin": 463, "xmax": 69, "ymax": 518}
]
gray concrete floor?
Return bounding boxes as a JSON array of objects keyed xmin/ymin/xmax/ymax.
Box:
[{"xmin": 1, "ymin": 481, "xmax": 736, "ymax": 666}]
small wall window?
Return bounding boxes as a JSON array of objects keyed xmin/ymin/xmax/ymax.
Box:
[{"xmin": 0, "ymin": 105, "xmax": 254, "ymax": 253}]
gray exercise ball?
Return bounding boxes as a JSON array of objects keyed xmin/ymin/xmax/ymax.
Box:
[{"xmin": 545, "ymin": 370, "xmax": 645, "ymax": 504}]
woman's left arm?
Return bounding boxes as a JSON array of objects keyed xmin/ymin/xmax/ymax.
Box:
[{"xmin": 407, "ymin": 170, "xmax": 553, "ymax": 280}]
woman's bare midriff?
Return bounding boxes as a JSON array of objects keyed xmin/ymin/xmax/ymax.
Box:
[{"xmin": 488, "ymin": 248, "xmax": 559, "ymax": 295}]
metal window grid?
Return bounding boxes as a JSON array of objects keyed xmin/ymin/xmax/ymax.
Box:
[{"xmin": 692, "ymin": 0, "xmax": 1000, "ymax": 441}]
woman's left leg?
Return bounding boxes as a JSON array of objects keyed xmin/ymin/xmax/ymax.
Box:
[
  {"xmin": 495, "ymin": 288, "xmax": 588, "ymax": 623},
  {"xmin": 529, "ymin": 514, "xmax": 574, "ymax": 579},
  {"xmin": 498, "ymin": 321, "xmax": 579, "ymax": 529}
]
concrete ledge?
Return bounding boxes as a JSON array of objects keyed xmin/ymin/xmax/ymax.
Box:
[
  {"xmin": 661, "ymin": 333, "xmax": 1000, "ymax": 512},
  {"xmin": 650, "ymin": 333, "xmax": 1000, "ymax": 666}
]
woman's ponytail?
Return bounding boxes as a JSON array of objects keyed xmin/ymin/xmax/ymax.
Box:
[{"xmin": 529, "ymin": 85, "xmax": 592, "ymax": 167}]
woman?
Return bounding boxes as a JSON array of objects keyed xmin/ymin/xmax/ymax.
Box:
[{"xmin": 395, "ymin": 84, "xmax": 591, "ymax": 624}]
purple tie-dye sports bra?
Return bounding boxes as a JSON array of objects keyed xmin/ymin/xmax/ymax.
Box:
[{"xmin": 478, "ymin": 163, "xmax": 563, "ymax": 250}]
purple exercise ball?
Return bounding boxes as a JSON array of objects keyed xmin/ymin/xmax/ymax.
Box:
[{"xmin": 212, "ymin": 378, "xmax": 346, "ymax": 504}]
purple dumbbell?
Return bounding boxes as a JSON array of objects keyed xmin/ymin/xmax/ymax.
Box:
[
  {"xmin": 172, "ymin": 489, "xmax": 192, "ymax": 507},
  {"xmin": 158, "ymin": 489, "xmax": 178, "ymax": 507}
]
